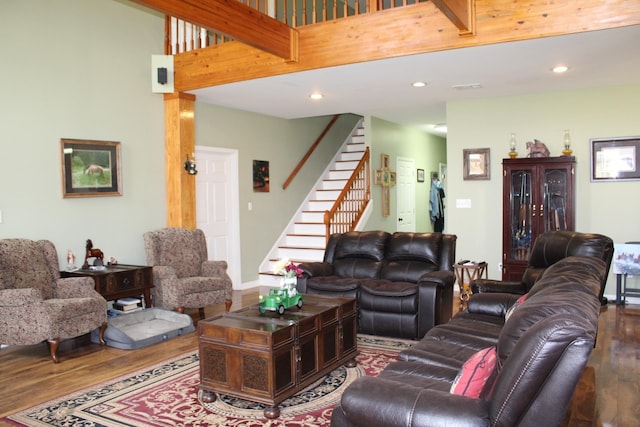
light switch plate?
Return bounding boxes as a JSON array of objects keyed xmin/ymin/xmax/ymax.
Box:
[{"xmin": 455, "ymin": 199, "xmax": 472, "ymax": 208}]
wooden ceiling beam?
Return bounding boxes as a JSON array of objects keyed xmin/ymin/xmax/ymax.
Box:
[
  {"xmin": 431, "ymin": 0, "xmax": 475, "ymax": 35},
  {"xmin": 130, "ymin": 0, "xmax": 298, "ymax": 61},
  {"xmin": 172, "ymin": 0, "xmax": 640, "ymax": 92}
]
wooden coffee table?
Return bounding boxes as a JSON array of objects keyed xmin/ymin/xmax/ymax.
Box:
[{"xmin": 198, "ymin": 294, "xmax": 358, "ymax": 419}]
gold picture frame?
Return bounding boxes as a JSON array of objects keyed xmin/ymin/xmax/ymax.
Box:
[{"xmin": 463, "ymin": 148, "xmax": 491, "ymax": 180}]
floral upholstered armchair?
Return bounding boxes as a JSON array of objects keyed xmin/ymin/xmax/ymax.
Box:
[
  {"xmin": 143, "ymin": 228, "xmax": 233, "ymax": 318},
  {"xmin": 0, "ymin": 238, "xmax": 107, "ymax": 362}
]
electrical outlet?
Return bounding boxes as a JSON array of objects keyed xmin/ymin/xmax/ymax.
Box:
[{"xmin": 498, "ymin": 262, "xmax": 503, "ymax": 272}]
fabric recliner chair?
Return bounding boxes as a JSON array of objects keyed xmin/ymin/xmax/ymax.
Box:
[
  {"xmin": 472, "ymin": 230, "xmax": 614, "ymax": 304},
  {"xmin": 0, "ymin": 238, "xmax": 107, "ymax": 362},
  {"xmin": 143, "ymin": 227, "xmax": 233, "ymax": 318}
]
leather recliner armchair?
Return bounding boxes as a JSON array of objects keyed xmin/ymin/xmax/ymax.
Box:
[
  {"xmin": 472, "ymin": 231, "xmax": 613, "ymax": 304},
  {"xmin": 299, "ymin": 231, "xmax": 457, "ymax": 339}
]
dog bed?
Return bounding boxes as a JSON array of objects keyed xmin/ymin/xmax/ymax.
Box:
[{"xmin": 91, "ymin": 308, "xmax": 195, "ymax": 350}]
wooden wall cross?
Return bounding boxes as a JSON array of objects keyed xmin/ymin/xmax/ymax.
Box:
[{"xmin": 374, "ymin": 153, "xmax": 396, "ymax": 216}]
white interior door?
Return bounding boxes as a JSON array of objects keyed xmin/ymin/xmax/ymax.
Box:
[
  {"xmin": 396, "ymin": 157, "xmax": 416, "ymax": 232},
  {"xmin": 196, "ymin": 146, "xmax": 241, "ymax": 288}
]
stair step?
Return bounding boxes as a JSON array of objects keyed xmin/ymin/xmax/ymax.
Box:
[
  {"xmin": 307, "ymin": 200, "xmax": 334, "ymax": 210},
  {"xmin": 319, "ymin": 180, "xmax": 347, "ymax": 190},
  {"xmin": 334, "ymin": 160, "xmax": 359, "ymax": 170},
  {"xmin": 299, "ymin": 211, "xmax": 325, "ymax": 222},
  {"xmin": 292, "ymin": 223, "xmax": 326, "ymax": 234},
  {"xmin": 276, "ymin": 246, "xmax": 326, "ymax": 260},
  {"xmin": 314, "ymin": 190, "xmax": 341, "ymax": 200},
  {"xmin": 285, "ymin": 233, "xmax": 326, "ymax": 246},
  {"xmin": 267, "ymin": 255, "xmax": 322, "ymax": 264},
  {"xmin": 345, "ymin": 142, "xmax": 365, "ymax": 151},
  {"xmin": 340, "ymin": 151, "xmax": 364, "ymax": 162},
  {"xmin": 326, "ymin": 170, "xmax": 352, "ymax": 180}
]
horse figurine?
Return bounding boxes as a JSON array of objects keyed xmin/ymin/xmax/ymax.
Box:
[
  {"xmin": 526, "ymin": 139, "xmax": 550, "ymax": 158},
  {"xmin": 83, "ymin": 239, "xmax": 104, "ymax": 269}
]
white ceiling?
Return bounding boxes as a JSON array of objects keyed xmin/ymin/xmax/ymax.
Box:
[{"xmin": 190, "ymin": 25, "xmax": 640, "ymax": 137}]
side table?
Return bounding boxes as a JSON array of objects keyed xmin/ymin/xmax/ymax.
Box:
[
  {"xmin": 454, "ymin": 261, "xmax": 487, "ymax": 310},
  {"xmin": 61, "ymin": 264, "xmax": 153, "ymax": 308}
]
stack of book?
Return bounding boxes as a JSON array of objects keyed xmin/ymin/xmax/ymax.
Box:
[{"xmin": 112, "ymin": 297, "xmax": 143, "ymax": 313}]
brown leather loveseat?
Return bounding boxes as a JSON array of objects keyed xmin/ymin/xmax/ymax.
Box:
[{"xmin": 298, "ymin": 231, "xmax": 457, "ymax": 340}]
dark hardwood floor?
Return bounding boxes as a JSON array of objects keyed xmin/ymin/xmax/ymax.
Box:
[{"xmin": 0, "ymin": 288, "xmax": 638, "ymax": 426}]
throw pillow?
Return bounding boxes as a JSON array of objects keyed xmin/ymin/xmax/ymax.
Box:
[
  {"xmin": 450, "ymin": 346, "xmax": 497, "ymax": 398},
  {"xmin": 505, "ymin": 294, "xmax": 528, "ymax": 321}
]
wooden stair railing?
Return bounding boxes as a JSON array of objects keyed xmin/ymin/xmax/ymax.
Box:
[
  {"xmin": 324, "ymin": 147, "xmax": 370, "ymax": 240},
  {"xmin": 282, "ymin": 114, "xmax": 340, "ymax": 190}
]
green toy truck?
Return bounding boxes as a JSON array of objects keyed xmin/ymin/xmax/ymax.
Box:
[{"xmin": 258, "ymin": 288, "xmax": 303, "ymax": 315}]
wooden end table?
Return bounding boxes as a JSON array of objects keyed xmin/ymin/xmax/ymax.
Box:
[
  {"xmin": 61, "ymin": 264, "xmax": 153, "ymax": 308},
  {"xmin": 454, "ymin": 261, "xmax": 488, "ymax": 310},
  {"xmin": 198, "ymin": 294, "xmax": 358, "ymax": 419}
]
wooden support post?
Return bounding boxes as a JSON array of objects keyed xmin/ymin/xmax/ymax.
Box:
[{"xmin": 164, "ymin": 92, "xmax": 197, "ymax": 229}]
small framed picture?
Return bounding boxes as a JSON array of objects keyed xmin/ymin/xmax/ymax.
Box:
[
  {"xmin": 463, "ymin": 148, "xmax": 490, "ymax": 180},
  {"xmin": 417, "ymin": 169, "xmax": 425, "ymax": 182},
  {"xmin": 60, "ymin": 139, "xmax": 122, "ymax": 198},
  {"xmin": 253, "ymin": 160, "xmax": 270, "ymax": 192},
  {"xmin": 590, "ymin": 136, "xmax": 640, "ymax": 181}
]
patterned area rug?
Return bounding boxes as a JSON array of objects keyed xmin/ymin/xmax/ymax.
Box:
[{"xmin": 6, "ymin": 335, "xmax": 411, "ymax": 427}]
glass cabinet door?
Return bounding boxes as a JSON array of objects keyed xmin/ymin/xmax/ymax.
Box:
[
  {"xmin": 509, "ymin": 170, "xmax": 533, "ymax": 261},
  {"xmin": 542, "ymin": 168, "xmax": 570, "ymax": 232}
]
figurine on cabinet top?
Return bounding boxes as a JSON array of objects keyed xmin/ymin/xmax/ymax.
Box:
[{"xmin": 526, "ymin": 139, "xmax": 550, "ymax": 158}]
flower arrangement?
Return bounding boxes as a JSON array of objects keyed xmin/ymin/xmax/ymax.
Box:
[{"xmin": 273, "ymin": 257, "xmax": 304, "ymax": 279}]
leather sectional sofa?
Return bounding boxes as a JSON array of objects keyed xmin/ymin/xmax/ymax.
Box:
[
  {"xmin": 331, "ymin": 254, "xmax": 608, "ymax": 427},
  {"xmin": 298, "ymin": 231, "xmax": 457, "ymax": 340},
  {"xmin": 472, "ymin": 230, "xmax": 614, "ymax": 305}
]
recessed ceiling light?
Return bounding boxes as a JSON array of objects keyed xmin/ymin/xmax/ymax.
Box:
[
  {"xmin": 552, "ymin": 65, "xmax": 569, "ymax": 73},
  {"xmin": 309, "ymin": 92, "xmax": 324, "ymax": 100},
  {"xmin": 451, "ymin": 83, "xmax": 482, "ymax": 90},
  {"xmin": 412, "ymin": 81, "xmax": 427, "ymax": 88}
]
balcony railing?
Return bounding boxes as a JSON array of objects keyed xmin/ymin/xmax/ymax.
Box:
[{"xmin": 165, "ymin": 0, "xmax": 425, "ymax": 54}]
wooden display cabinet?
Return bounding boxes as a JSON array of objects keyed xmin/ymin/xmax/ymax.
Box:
[{"xmin": 502, "ymin": 157, "xmax": 575, "ymax": 280}]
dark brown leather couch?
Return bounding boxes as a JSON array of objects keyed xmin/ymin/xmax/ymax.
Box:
[
  {"xmin": 298, "ymin": 231, "xmax": 457, "ymax": 340},
  {"xmin": 472, "ymin": 231, "xmax": 614, "ymax": 305},
  {"xmin": 331, "ymin": 254, "xmax": 608, "ymax": 427}
]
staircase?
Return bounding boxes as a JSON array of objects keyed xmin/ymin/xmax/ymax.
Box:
[{"xmin": 258, "ymin": 121, "xmax": 367, "ymax": 286}]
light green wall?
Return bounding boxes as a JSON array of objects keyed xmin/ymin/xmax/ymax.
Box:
[
  {"xmin": 364, "ymin": 116, "xmax": 447, "ymax": 232},
  {"xmin": 446, "ymin": 85, "xmax": 640, "ymax": 297},
  {"xmin": 0, "ymin": 0, "xmax": 358, "ymax": 284},
  {"xmin": 4, "ymin": 1, "xmax": 636, "ymax": 296},
  {"xmin": 195, "ymin": 105, "xmax": 360, "ymax": 281},
  {"xmin": 0, "ymin": 0, "xmax": 166, "ymax": 265}
]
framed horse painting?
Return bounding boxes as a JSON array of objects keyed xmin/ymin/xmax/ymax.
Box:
[{"xmin": 60, "ymin": 139, "xmax": 122, "ymax": 197}]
